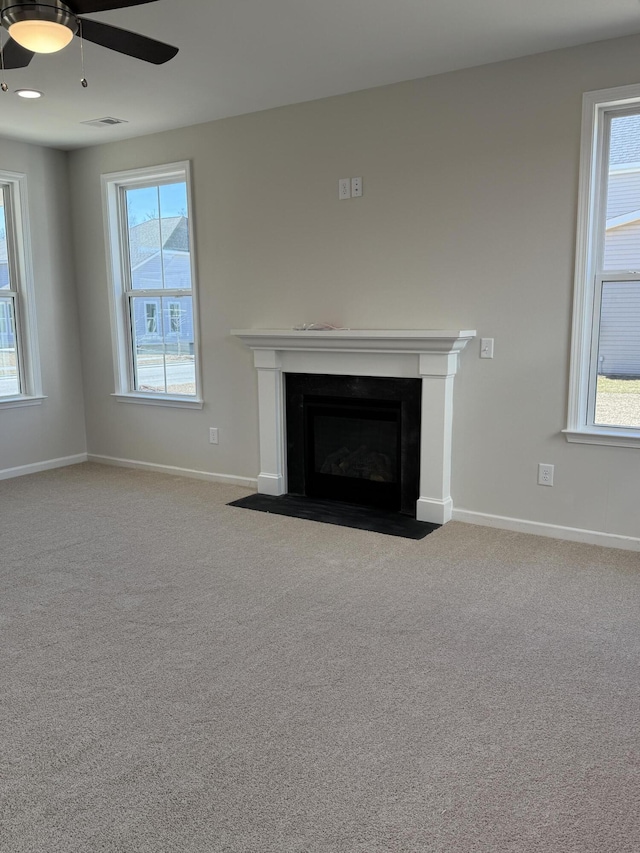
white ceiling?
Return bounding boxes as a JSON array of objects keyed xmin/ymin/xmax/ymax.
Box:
[{"xmin": 2, "ymin": 0, "xmax": 640, "ymax": 150}]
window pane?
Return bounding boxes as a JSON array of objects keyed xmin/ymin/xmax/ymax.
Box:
[
  {"xmin": 594, "ymin": 280, "xmax": 640, "ymax": 428},
  {"xmin": 604, "ymin": 113, "xmax": 640, "ymax": 271},
  {"xmin": 0, "ymin": 187, "xmax": 10, "ymax": 291},
  {"xmin": 0, "ymin": 296, "xmax": 19, "ymax": 397},
  {"xmin": 127, "ymin": 188, "xmax": 162, "ymax": 289},
  {"xmin": 159, "ymin": 183, "xmax": 191, "ymax": 290},
  {"xmin": 130, "ymin": 295, "xmax": 195, "ymax": 395},
  {"xmin": 126, "ymin": 185, "xmax": 160, "ymax": 228},
  {"xmin": 126, "ymin": 182, "xmax": 191, "ymax": 290}
]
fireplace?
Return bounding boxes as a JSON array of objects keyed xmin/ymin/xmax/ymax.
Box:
[
  {"xmin": 231, "ymin": 329, "xmax": 476, "ymax": 525},
  {"xmin": 286, "ymin": 374, "xmax": 421, "ymax": 514}
]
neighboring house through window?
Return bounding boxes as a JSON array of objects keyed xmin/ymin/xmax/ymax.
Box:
[
  {"xmin": 102, "ymin": 161, "xmax": 201, "ymax": 407},
  {"xmin": 567, "ymin": 84, "xmax": 640, "ymax": 447},
  {"xmin": 0, "ymin": 171, "xmax": 42, "ymax": 408}
]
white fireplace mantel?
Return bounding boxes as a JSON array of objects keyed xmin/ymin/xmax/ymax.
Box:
[{"xmin": 232, "ymin": 329, "xmax": 476, "ymax": 525}]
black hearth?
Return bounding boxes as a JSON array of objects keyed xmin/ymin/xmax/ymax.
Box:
[{"xmin": 285, "ymin": 374, "xmax": 421, "ymax": 516}]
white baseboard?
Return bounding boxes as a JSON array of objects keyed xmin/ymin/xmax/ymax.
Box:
[
  {"xmin": 453, "ymin": 508, "xmax": 640, "ymax": 552},
  {"xmin": 4, "ymin": 454, "xmax": 635, "ymax": 551},
  {"xmin": 87, "ymin": 453, "xmax": 258, "ymax": 490},
  {"xmin": 0, "ymin": 453, "xmax": 88, "ymax": 482}
]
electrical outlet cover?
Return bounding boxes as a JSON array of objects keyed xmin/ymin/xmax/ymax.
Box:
[{"xmin": 338, "ymin": 178, "xmax": 350, "ymax": 199}]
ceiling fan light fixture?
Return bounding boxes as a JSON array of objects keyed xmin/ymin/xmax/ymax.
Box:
[
  {"xmin": 1, "ymin": 2, "xmax": 78, "ymax": 53},
  {"xmin": 0, "ymin": 0, "xmax": 178, "ymax": 70},
  {"xmin": 8, "ymin": 18, "xmax": 73, "ymax": 52}
]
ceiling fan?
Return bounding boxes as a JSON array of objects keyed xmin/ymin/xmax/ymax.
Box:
[{"xmin": 0, "ymin": 0, "xmax": 178, "ymax": 68}]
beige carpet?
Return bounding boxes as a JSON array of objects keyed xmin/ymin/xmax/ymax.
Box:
[{"xmin": 1, "ymin": 462, "xmax": 639, "ymax": 852}]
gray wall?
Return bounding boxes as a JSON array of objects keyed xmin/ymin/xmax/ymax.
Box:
[
  {"xmin": 68, "ymin": 33, "xmax": 640, "ymax": 540},
  {"xmin": 0, "ymin": 139, "xmax": 86, "ymax": 472}
]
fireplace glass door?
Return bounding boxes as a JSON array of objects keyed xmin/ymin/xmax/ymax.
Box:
[{"xmin": 305, "ymin": 397, "xmax": 401, "ymax": 509}]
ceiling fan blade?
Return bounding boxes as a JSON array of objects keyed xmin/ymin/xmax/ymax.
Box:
[
  {"xmin": 0, "ymin": 37, "xmax": 34, "ymax": 69},
  {"xmin": 69, "ymin": 0, "xmax": 158, "ymax": 13},
  {"xmin": 78, "ymin": 18, "xmax": 178, "ymax": 64}
]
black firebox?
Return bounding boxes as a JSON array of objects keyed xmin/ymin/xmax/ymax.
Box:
[{"xmin": 285, "ymin": 374, "xmax": 421, "ymax": 516}]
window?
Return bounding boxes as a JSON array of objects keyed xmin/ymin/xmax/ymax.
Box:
[
  {"xmin": 145, "ymin": 301, "xmax": 158, "ymax": 335},
  {"xmin": 102, "ymin": 162, "xmax": 201, "ymax": 407},
  {"xmin": 169, "ymin": 301, "xmax": 182, "ymax": 334},
  {"xmin": 0, "ymin": 171, "xmax": 42, "ymax": 408},
  {"xmin": 0, "ymin": 300, "xmax": 12, "ymax": 337},
  {"xmin": 567, "ymin": 84, "xmax": 640, "ymax": 447}
]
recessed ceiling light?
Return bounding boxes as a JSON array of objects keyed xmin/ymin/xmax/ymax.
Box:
[{"xmin": 15, "ymin": 89, "xmax": 44, "ymax": 99}]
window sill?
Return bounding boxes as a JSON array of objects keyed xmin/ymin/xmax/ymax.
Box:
[
  {"xmin": 112, "ymin": 393, "xmax": 203, "ymax": 410},
  {"xmin": 563, "ymin": 427, "xmax": 640, "ymax": 448},
  {"xmin": 0, "ymin": 394, "xmax": 46, "ymax": 410}
]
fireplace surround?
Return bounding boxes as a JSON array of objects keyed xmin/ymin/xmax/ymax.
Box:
[{"xmin": 232, "ymin": 329, "xmax": 475, "ymax": 525}]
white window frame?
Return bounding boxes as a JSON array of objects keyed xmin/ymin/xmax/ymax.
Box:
[
  {"xmin": 0, "ymin": 170, "xmax": 43, "ymax": 410},
  {"xmin": 566, "ymin": 83, "xmax": 640, "ymax": 448},
  {"xmin": 101, "ymin": 161, "xmax": 202, "ymax": 409}
]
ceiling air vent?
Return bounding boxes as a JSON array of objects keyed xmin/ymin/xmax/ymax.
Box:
[{"xmin": 81, "ymin": 117, "xmax": 129, "ymax": 128}]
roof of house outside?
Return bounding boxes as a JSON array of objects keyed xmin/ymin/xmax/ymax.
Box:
[{"xmin": 128, "ymin": 216, "xmax": 189, "ymax": 270}]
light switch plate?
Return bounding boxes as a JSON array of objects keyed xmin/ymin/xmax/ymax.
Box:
[{"xmin": 480, "ymin": 338, "xmax": 494, "ymax": 358}]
